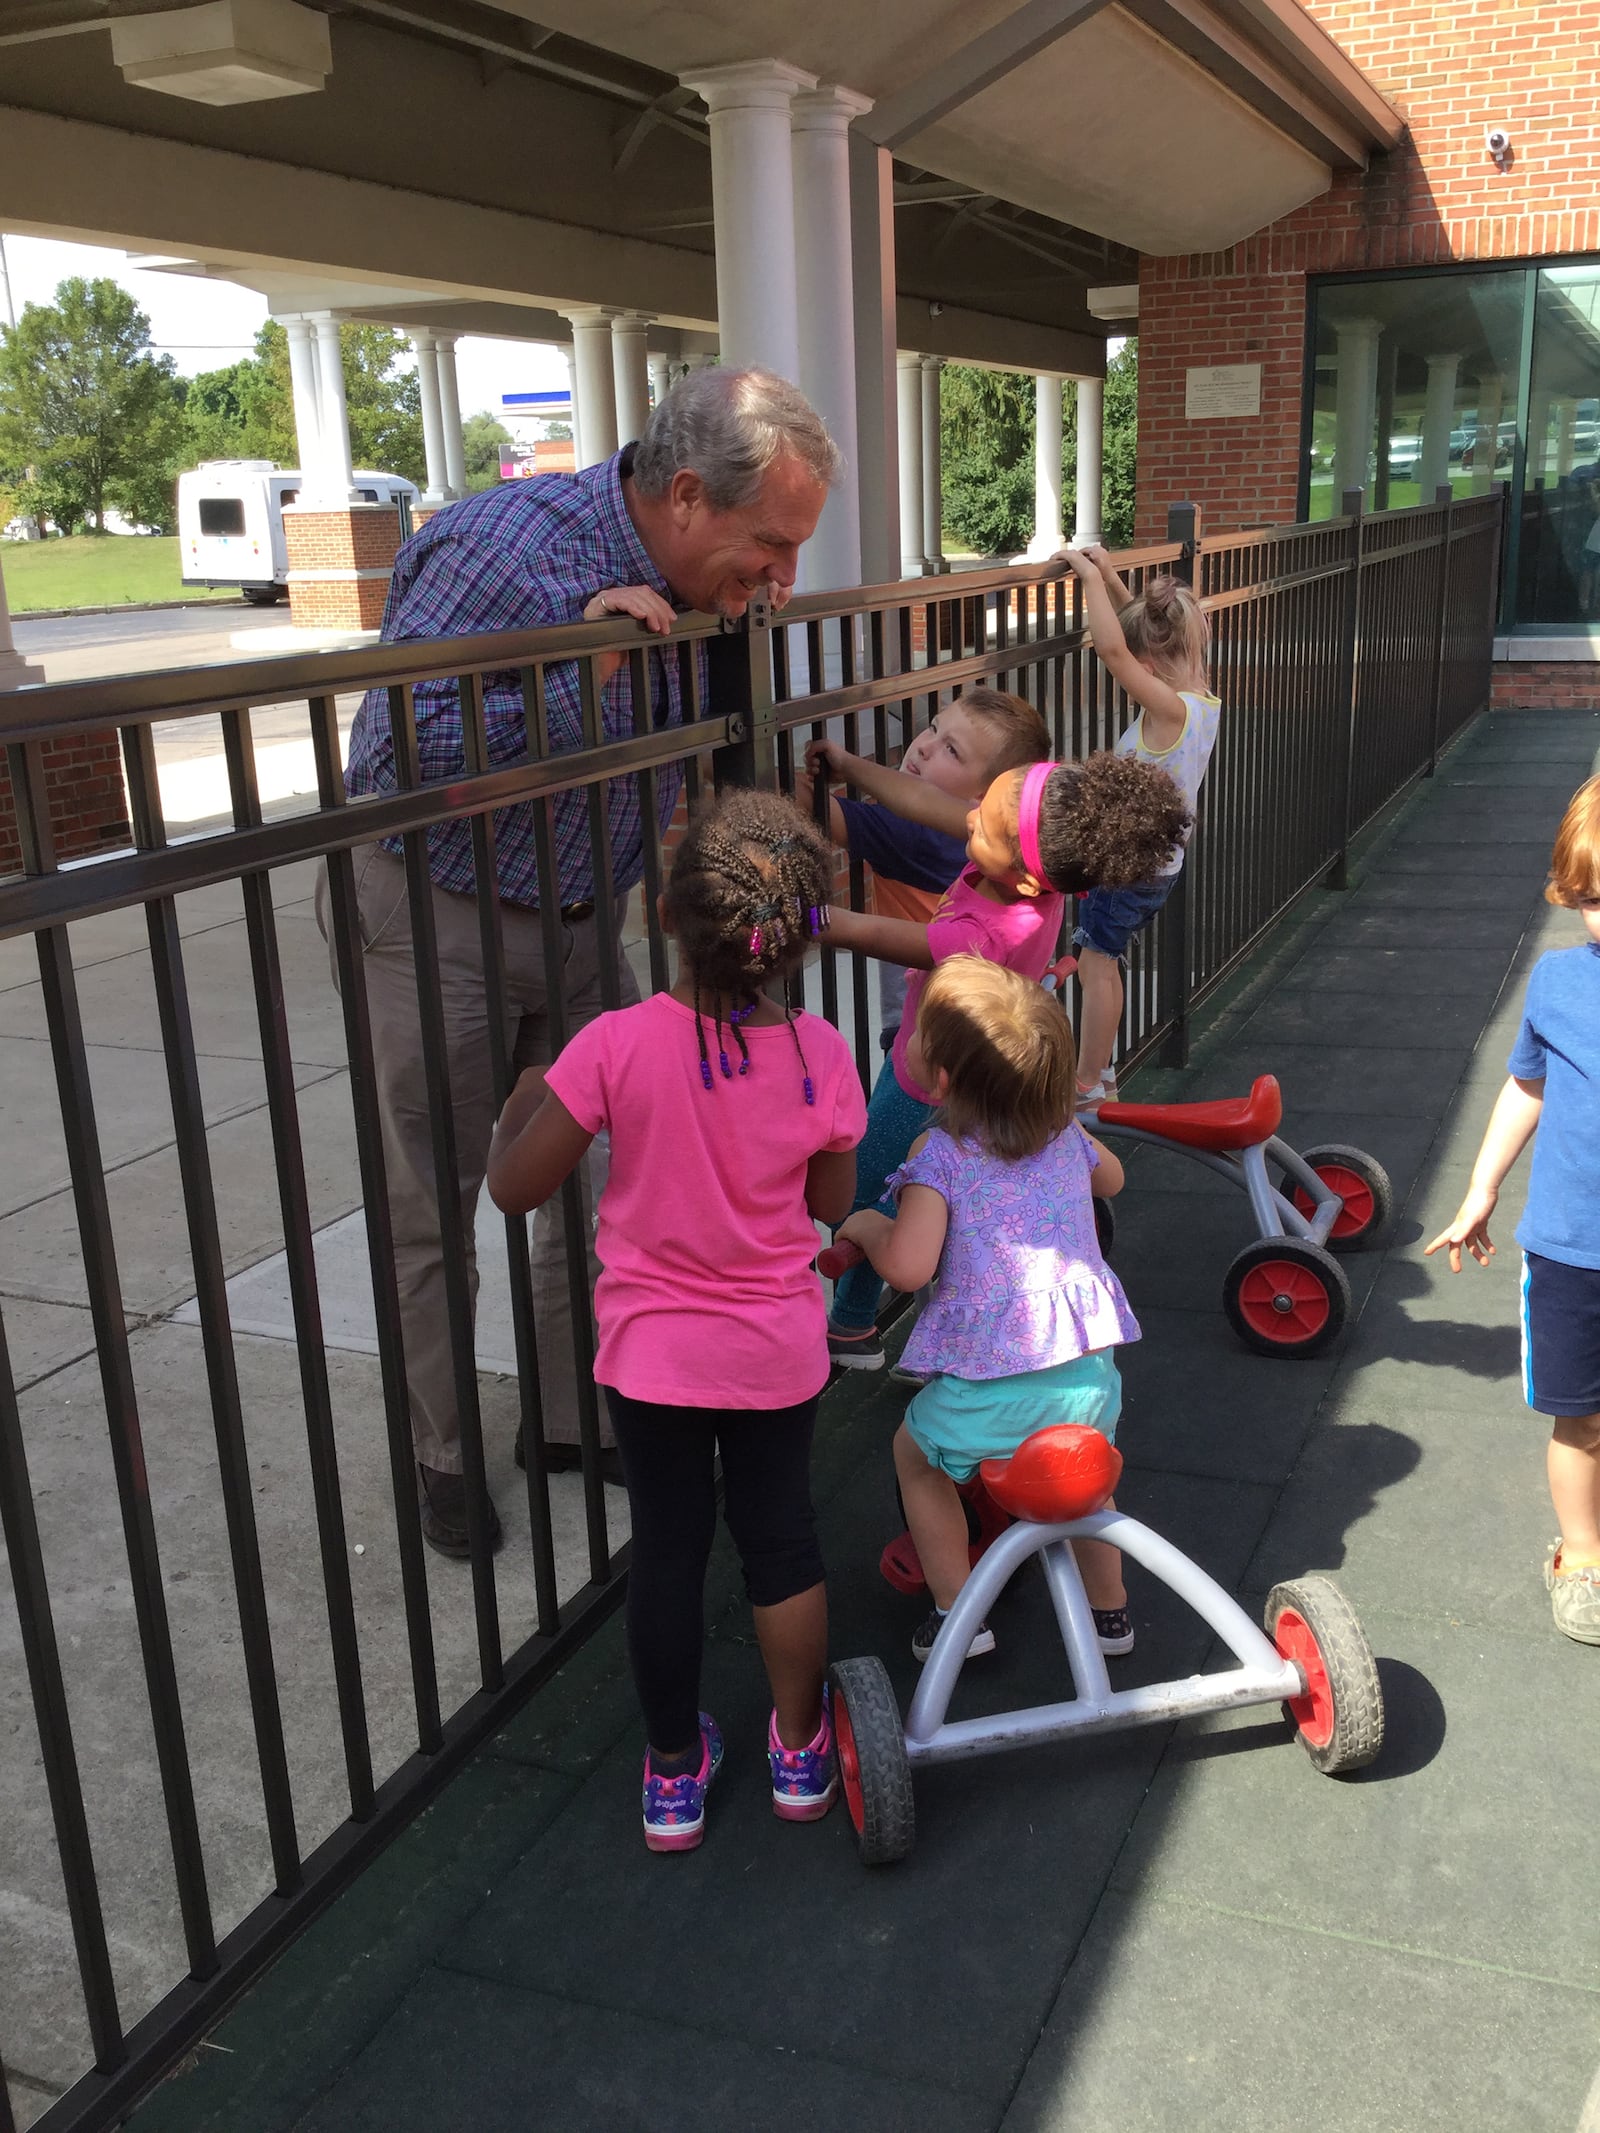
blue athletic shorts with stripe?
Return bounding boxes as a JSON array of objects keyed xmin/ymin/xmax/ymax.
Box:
[{"xmin": 1520, "ymin": 1250, "xmax": 1600, "ymax": 1418}]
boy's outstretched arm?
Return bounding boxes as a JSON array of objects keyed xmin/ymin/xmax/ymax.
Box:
[
  {"xmin": 1424, "ymin": 1073, "xmax": 1544, "ymax": 1271},
  {"xmin": 487, "ymin": 1066, "xmax": 596, "ymax": 1214},
  {"xmin": 826, "ymin": 904, "xmax": 936, "ymax": 969},
  {"xmin": 790, "ymin": 762, "xmax": 848, "ymax": 846},
  {"xmin": 804, "ymin": 736, "xmax": 973, "ymax": 839}
]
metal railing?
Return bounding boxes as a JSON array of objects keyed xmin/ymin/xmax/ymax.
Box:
[{"xmin": 0, "ymin": 487, "xmax": 1499, "ymax": 2132}]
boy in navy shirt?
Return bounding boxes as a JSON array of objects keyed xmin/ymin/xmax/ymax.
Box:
[
  {"xmin": 1428, "ymin": 773, "xmax": 1600, "ymax": 1645},
  {"xmin": 798, "ymin": 688, "xmax": 1051, "ymax": 1047}
]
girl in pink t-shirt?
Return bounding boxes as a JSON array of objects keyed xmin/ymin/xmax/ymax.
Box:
[
  {"xmin": 822, "ymin": 752, "xmax": 1191, "ymax": 1370},
  {"xmin": 487, "ymin": 791, "xmax": 865, "ymax": 1855}
]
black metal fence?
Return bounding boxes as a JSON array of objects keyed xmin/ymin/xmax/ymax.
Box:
[{"xmin": 0, "ymin": 487, "xmax": 1498, "ymax": 2132}]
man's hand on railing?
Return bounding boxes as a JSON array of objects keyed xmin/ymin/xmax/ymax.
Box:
[{"xmin": 582, "ymin": 585, "xmax": 676, "ymax": 631}]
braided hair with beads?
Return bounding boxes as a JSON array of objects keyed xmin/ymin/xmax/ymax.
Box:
[{"xmin": 664, "ymin": 789, "xmax": 834, "ymax": 1104}]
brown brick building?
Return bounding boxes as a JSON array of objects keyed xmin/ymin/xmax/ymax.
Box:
[{"xmin": 1136, "ymin": 0, "xmax": 1600, "ymax": 707}]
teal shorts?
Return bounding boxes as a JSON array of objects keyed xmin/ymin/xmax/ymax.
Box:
[{"xmin": 903, "ymin": 1351, "xmax": 1122, "ymax": 1484}]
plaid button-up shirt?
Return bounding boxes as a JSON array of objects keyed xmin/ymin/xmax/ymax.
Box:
[{"xmin": 345, "ymin": 448, "xmax": 692, "ymax": 906}]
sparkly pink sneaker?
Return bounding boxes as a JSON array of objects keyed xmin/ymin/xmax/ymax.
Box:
[
  {"xmin": 768, "ymin": 1691, "xmax": 837, "ymax": 1822},
  {"xmin": 641, "ymin": 1713, "xmax": 723, "ymax": 1853}
]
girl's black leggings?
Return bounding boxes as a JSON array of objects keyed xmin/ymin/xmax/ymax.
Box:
[{"xmin": 605, "ymin": 1389, "xmax": 825, "ymax": 1756}]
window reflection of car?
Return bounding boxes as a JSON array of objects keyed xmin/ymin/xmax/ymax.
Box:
[
  {"xmin": 1387, "ymin": 434, "xmax": 1421, "ymax": 476},
  {"xmin": 1459, "ymin": 421, "xmax": 1517, "ymax": 470}
]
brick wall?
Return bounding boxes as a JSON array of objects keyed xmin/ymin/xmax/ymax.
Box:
[
  {"xmin": 0, "ymin": 731, "xmax": 129, "ymax": 876},
  {"xmin": 282, "ymin": 503, "xmax": 407, "ymax": 631},
  {"xmin": 1137, "ymin": 0, "xmax": 1600, "ymax": 539},
  {"xmin": 1491, "ymin": 661, "xmax": 1600, "ymax": 710}
]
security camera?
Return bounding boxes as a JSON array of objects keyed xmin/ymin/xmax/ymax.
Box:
[
  {"xmin": 928, "ymin": 301, "xmax": 945, "ymax": 317},
  {"xmin": 1486, "ymin": 126, "xmax": 1511, "ymax": 167}
]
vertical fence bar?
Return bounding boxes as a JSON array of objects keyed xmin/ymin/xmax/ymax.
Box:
[
  {"xmin": 1158, "ymin": 503, "xmax": 1200, "ymax": 1067},
  {"xmin": 457, "ymin": 670, "xmax": 562, "ymax": 1634},
  {"xmin": 128, "ymin": 720, "xmax": 306, "ymax": 1885},
  {"xmin": 307, "ymin": 700, "xmax": 443, "ymax": 1753},
  {"xmin": 386, "ymin": 683, "xmax": 505, "ymax": 1691},
  {"xmin": 1330, "ymin": 487, "xmax": 1366, "ymax": 890},
  {"xmin": 0, "ymin": 1303, "xmax": 124, "ymax": 2070},
  {"xmin": 218, "ymin": 711, "xmax": 376, "ymax": 1816},
  {"xmin": 5, "ymin": 738, "xmax": 218, "ymax": 1981},
  {"xmin": 523, "ymin": 663, "xmax": 613, "ymax": 1586},
  {"xmin": 1426, "ymin": 485, "xmax": 1455, "ymax": 779}
]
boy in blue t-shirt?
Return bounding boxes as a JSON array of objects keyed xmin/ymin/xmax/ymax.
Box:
[
  {"xmin": 798, "ymin": 687, "xmax": 1051, "ymax": 1047},
  {"xmin": 1428, "ymin": 773, "xmax": 1600, "ymax": 1645}
]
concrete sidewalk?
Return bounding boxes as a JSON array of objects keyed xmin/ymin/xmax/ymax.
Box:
[{"xmin": 33, "ymin": 710, "xmax": 1600, "ymax": 2130}]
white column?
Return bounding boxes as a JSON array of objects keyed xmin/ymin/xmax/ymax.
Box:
[
  {"xmin": 897, "ymin": 350, "xmax": 925, "ymax": 577},
  {"xmin": 564, "ymin": 344, "xmax": 584, "ymax": 467},
  {"xmin": 648, "ymin": 352, "xmax": 673, "ymax": 412},
  {"xmin": 681, "ymin": 59, "xmax": 816, "ymax": 378},
  {"xmin": 0, "ymin": 551, "xmax": 43, "ymax": 691},
  {"xmin": 791, "ymin": 82, "xmax": 871, "ymax": 592},
  {"xmin": 283, "ymin": 314, "xmax": 322, "ymax": 482},
  {"xmin": 920, "ymin": 353, "xmax": 945, "ymax": 572},
  {"xmin": 1332, "ymin": 317, "xmax": 1382, "ymax": 503},
  {"xmin": 411, "ymin": 328, "xmax": 453, "ymax": 506},
  {"xmin": 1073, "ymin": 375, "xmax": 1104, "ymax": 545},
  {"xmin": 436, "ymin": 332, "xmax": 467, "ymax": 497},
  {"xmin": 310, "ymin": 313, "xmax": 358, "ymax": 501},
  {"xmin": 610, "ymin": 313, "xmax": 652, "ymax": 445},
  {"xmin": 849, "ymin": 127, "xmax": 899, "ymax": 585},
  {"xmin": 563, "ymin": 309, "xmax": 618, "ymax": 466},
  {"xmin": 1417, "ymin": 353, "xmax": 1461, "ymax": 499},
  {"xmin": 1027, "ymin": 374, "xmax": 1065, "ymax": 558}
]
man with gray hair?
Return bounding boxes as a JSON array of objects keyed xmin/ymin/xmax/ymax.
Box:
[{"xmin": 323, "ymin": 367, "xmax": 837, "ymax": 1556}]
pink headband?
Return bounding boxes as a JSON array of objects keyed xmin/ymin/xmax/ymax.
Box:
[{"xmin": 1017, "ymin": 761, "xmax": 1054, "ymax": 883}]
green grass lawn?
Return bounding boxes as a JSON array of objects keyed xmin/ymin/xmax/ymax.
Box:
[{"xmin": 2, "ymin": 535, "xmax": 237, "ymax": 612}]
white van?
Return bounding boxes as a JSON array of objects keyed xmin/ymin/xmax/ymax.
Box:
[{"xmin": 177, "ymin": 460, "xmax": 421, "ymax": 604}]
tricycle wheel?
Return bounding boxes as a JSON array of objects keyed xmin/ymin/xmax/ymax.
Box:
[
  {"xmin": 1093, "ymin": 1196, "xmax": 1116, "ymax": 1260},
  {"xmin": 1223, "ymin": 1237, "xmax": 1350, "ymax": 1358},
  {"xmin": 1264, "ymin": 1576, "xmax": 1384, "ymax": 1774},
  {"xmin": 1291, "ymin": 1144, "xmax": 1393, "ymax": 1250},
  {"xmin": 828, "ymin": 1657, "xmax": 914, "ymax": 1865}
]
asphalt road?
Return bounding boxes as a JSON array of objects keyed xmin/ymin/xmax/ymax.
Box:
[{"xmin": 12, "ymin": 602, "xmax": 313, "ymax": 685}]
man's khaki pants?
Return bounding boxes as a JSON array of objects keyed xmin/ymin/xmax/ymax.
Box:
[{"xmin": 315, "ymin": 846, "xmax": 636, "ymax": 1474}]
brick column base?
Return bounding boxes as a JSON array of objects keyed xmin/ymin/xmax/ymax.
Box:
[
  {"xmin": 0, "ymin": 732, "xmax": 129, "ymax": 875},
  {"xmin": 282, "ymin": 503, "xmax": 407, "ymax": 632},
  {"xmin": 1491, "ymin": 660, "xmax": 1600, "ymax": 711}
]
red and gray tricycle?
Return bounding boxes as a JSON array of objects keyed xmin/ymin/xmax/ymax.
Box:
[
  {"xmin": 828, "ymin": 1423, "xmax": 1384, "ymax": 1867},
  {"xmin": 1082, "ymin": 1070, "xmax": 1391, "ymax": 1359}
]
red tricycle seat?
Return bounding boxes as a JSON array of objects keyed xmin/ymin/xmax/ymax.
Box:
[
  {"xmin": 1097, "ymin": 1073, "xmax": 1282, "ymax": 1153},
  {"xmin": 979, "ymin": 1424, "xmax": 1123, "ymax": 1524}
]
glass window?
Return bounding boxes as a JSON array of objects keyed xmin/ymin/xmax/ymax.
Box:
[
  {"xmin": 198, "ymin": 496, "xmax": 247, "ymax": 537},
  {"xmin": 1306, "ymin": 271, "xmax": 1528, "ymax": 521},
  {"xmin": 1516, "ymin": 267, "xmax": 1600, "ymax": 628}
]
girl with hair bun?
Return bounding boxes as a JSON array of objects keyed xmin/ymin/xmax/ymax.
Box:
[
  {"xmin": 488, "ymin": 789, "xmax": 866, "ymax": 1852},
  {"xmin": 1059, "ymin": 545, "xmax": 1222, "ymax": 1106}
]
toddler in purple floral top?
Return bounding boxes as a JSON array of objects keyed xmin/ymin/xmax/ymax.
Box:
[{"xmin": 840, "ymin": 955, "xmax": 1140, "ymax": 1664}]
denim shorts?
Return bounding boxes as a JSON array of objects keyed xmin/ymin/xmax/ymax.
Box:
[
  {"xmin": 904, "ymin": 1351, "xmax": 1122, "ymax": 1484},
  {"xmin": 1074, "ymin": 877, "xmax": 1175, "ymax": 962}
]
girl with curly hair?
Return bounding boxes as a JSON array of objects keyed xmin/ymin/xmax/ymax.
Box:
[
  {"xmin": 1059, "ymin": 545, "xmax": 1221, "ymax": 1106},
  {"xmin": 822, "ymin": 747, "xmax": 1189, "ymax": 1370},
  {"xmin": 488, "ymin": 790, "xmax": 867, "ymax": 1851}
]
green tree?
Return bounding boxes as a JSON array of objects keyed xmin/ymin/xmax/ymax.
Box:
[
  {"xmin": 462, "ymin": 409, "xmax": 511, "ymax": 491},
  {"xmin": 0, "ymin": 277, "xmax": 186, "ymax": 534},
  {"xmin": 179, "ymin": 320, "xmax": 424, "ymax": 486},
  {"xmin": 937, "ymin": 342, "xmax": 1139, "ymax": 556},
  {"xmin": 940, "ymin": 364, "xmax": 1036, "ymax": 555},
  {"xmin": 342, "ymin": 323, "xmax": 424, "ymax": 485}
]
